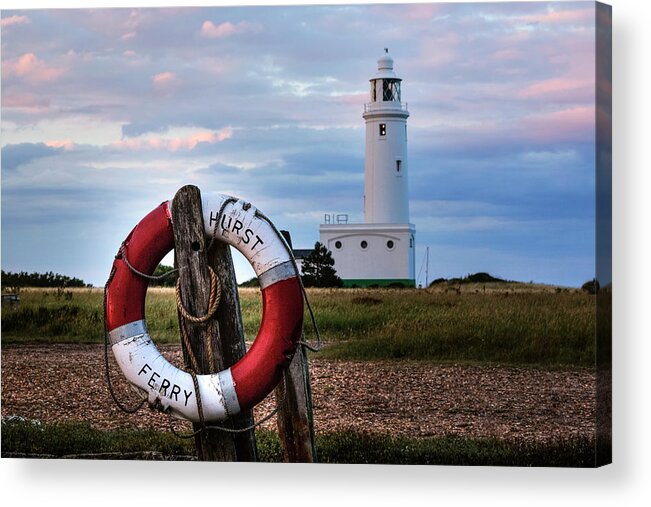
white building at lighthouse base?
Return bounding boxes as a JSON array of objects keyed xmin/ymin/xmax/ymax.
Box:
[{"xmin": 319, "ymin": 222, "xmax": 415, "ymax": 287}]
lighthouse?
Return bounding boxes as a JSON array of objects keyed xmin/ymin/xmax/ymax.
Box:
[
  {"xmin": 318, "ymin": 49, "xmax": 416, "ymax": 287},
  {"xmin": 363, "ymin": 48, "xmax": 410, "ymax": 224}
]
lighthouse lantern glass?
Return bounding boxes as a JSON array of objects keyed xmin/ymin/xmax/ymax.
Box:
[{"xmin": 382, "ymin": 79, "xmax": 401, "ymax": 102}]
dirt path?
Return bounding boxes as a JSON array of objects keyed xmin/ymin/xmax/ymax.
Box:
[{"xmin": 1, "ymin": 344, "xmax": 596, "ymax": 443}]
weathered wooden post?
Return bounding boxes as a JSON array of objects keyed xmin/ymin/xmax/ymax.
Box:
[
  {"xmin": 208, "ymin": 240, "xmax": 258, "ymax": 461},
  {"xmin": 172, "ymin": 185, "xmax": 256, "ymax": 461},
  {"xmin": 275, "ymin": 230, "xmax": 317, "ymax": 462}
]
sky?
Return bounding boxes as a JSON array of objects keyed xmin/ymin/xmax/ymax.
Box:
[{"xmin": 1, "ymin": 1, "xmax": 600, "ymax": 288}]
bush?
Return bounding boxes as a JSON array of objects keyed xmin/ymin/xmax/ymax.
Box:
[
  {"xmin": 301, "ymin": 242, "xmax": 343, "ymax": 288},
  {"xmin": 581, "ymin": 279, "xmax": 600, "ymax": 294}
]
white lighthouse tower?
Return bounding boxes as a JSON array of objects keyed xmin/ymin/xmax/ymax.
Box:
[
  {"xmin": 319, "ymin": 49, "xmax": 416, "ymax": 287},
  {"xmin": 363, "ymin": 48, "xmax": 410, "ymax": 224}
]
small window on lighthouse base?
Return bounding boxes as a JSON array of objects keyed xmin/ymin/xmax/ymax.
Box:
[{"xmin": 379, "ymin": 123, "xmax": 386, "ymax": 136}]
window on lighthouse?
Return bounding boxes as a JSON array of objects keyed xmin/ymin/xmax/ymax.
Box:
[
  {"xmin": 379, "ymin": 123, "xmax": 386, "ymax": 136},
  {"xmin": 382, "ymin": 79, "xmax": 401, "ymax": 102}
]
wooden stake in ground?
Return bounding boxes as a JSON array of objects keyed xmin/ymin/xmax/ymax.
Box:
[
  {"xmin": 172, "ymin": 184, "xmax": 256, "ymax": 461},
  {"xmin": 275, "ymin": 230, "xmax": 317, "ymax": 463},
  {"xmin": 208, "ymin": 240, "xmax": 257, "ymax": 461}
]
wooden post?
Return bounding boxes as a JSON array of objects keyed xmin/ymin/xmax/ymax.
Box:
[
  {"xmin": 207, "ymin": 241, "xmax": 258, "ymax": 461},
  {"xmin": 275, "ymin": 230, "xmax": 317, "ymax": 462},
  {"xmin": 172, "ymin": 185, "xmax": 252, "ymax": 461}
]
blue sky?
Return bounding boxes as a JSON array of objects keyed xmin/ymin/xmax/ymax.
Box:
[{"xmin": 1, "ymin": 2, "xmax": 599, "ymax": 287}]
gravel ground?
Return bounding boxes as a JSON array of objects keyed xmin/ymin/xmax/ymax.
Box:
[{"xmin": 1, "ymin": 344, "xmax": 596, "ymax": 443}]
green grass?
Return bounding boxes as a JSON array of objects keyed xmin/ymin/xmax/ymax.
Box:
[
  {"xmin": 315, "ymin": 289, "xmax": 596, "ymax": 368},
  {"xmin": 1, "ymin": 288, "xmax": 180, "ymax": 343},
  {"xmin": 1, "ymin": 419, "xmax": 601, "ymax": 466},
  {"xmin": 1, "ymin": 286, "xmax": 597, "ymax": 368}
]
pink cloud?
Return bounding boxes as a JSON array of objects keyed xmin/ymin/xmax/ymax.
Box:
[
  {"xmin": 334, "ymin": 93, "xmax": 367, "ymax": 106},
  {"xmin": 2, "ymin": 53, "xmax": 65, "ymax": 83},
  {"xmin": 151, "ymin": 71, "xmax": 179, "ymax": 96},
  {"xmin": 520, "ymin": 106, "xmax": 595, "ymax": 143},
  {"xmin": 199, "ymin": 20, "xmax": 259, "ymax": 39},
  {"xmin": 417, "ymin": 32, "xmax": 460, "ymax": 69},
  {"xmin": 45, "ymin": 140, "xmax": 75, "ymax": 151},
  {"xmin": 402, "ymin": 3, "xmax": 443, "ymax": 21},
  {"xmin": 2, "ymin": 92, "xmax": 50, "ymax": 111},
  {"xmin": 521, "ymin": 8, "xmax": 594, "ymax": 25},
  {"xmin": 112, "ymin": 128, "xmax": 233, "ymax": 152},
  {"xmin": 519, "ymin": 77, "xmax": 593, "ymax": 99},
  {"xmin": 201, "ymin": 20, "xmax": 236, "ymax": 38},
  {"xmin": 152, "ymin": 71, "xmax": 176, "ymax": 86},
  {"xmin": 170, "ymin": 130, "xmax": 232, "ymax": 150},
  {"xmin": 1, "ymin": 15, "xmax": 30, "ymax": 28}
]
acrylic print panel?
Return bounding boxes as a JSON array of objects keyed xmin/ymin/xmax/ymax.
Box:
[{"xmin": 1, "ymin": 1, "xmax": 611, "ymax": 467}]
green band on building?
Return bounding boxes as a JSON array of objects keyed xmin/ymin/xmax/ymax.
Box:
[{"xmin": 342, "ymin": 278, "xmax": 416, "ymax": 288}]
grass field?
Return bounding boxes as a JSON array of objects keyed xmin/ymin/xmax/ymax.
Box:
[
  {"xmin": 1, "ymin": 285, "xmax": 596, "ymax": 368},
  {"xmin": 1, "ymin": 419, "xmax": 602, "ymax": 466},
  {"xmin": 1, "ymin": 285, "xmax": 601, "ymax": 466}
]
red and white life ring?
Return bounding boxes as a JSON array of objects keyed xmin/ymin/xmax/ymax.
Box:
[{"xmin": 105, "ymin": 193, "xmax": 303, "ymax": 423}]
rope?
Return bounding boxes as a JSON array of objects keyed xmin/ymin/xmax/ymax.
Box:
[
  {"xmin": 103, "ymin": 266, "xmax": 146, "ymax": 414},
  {"xmin": 252, "ymin": 208, "xmax": 323, "ymax": 352},
  {"xmin": 204, "ymin": 198, "xmax": 323, "ymax": 351},
  {"xmin": 206, "ymin": 196, "xmax": 239, "ymax": 254},
  {"xmin": 168, "ymin": 376, "xmax": 287, "ymax": 437},
  {"xmin": 190, "ymin": 370, "xmax": 206, "ymax": 432},
  {"xmin": 175, "ymin": 265, "xmax": 221, "ymax": 324},
  {"xmin": 179, "ymin": 319, "xmax": 201, "ymax": 373},
  {"xmin": 120, "ymin": 243, "xmax": 178, "ymax": 281},
  {"xmin": 105, "ymin": 197, "xmax": 321, "ymax": 438},
  {"xmin": 174, "ymin": 260, "xmax": 223, "ymax": 436},
  {"xmin": 103, "ymin": 242, "xmax": 179, "ymax": 415}
]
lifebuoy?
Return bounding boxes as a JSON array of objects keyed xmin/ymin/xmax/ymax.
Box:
[{"xmin": 105, "ymin": 193, "xmax": 303, "ymax": 423}]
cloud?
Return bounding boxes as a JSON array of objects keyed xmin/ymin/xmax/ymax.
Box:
[
  {"xmin": 111, "ymin": 127, "xmax": 233, "ymax": 151},
  {"xmin": 200, "ymin": 20, "xmax": 236, "ymax": 38},
  {"xmin": 2, "ymin": 92, "xmax": 51, "ymax": 111},
  {"xmin": 199, "ymin": 20, "xmax": 256, "ymax": 39},
  {"xmin": 45, "ymin": 140, "xmax": 75, "ymax": 151},
  {"xmin": 519, "ymin": 77, "xmax": 593, "ymax": 100},
  {"xmin": 152, "ymin": 71, "xmax": 176, "ymax": 86},
  {"xmin": 2, "ymin": 53, "xmax": 64, "ymax": 83},
  {"xmin": 521, "ymin": 8, "xmax": 594, "ymax": 25},
  {"xmin": 521, "ymin": 106, "xmax": 595, "ymax": 143},
  {"xmin": 1, "ymin": 142, "xmax": 62, "ymax": 170},
  {"xmin": 1, "ymin": 15, "xmax": 30, "ymax": 28},
  {"xmin": 151, "ymin": 71, "xmax": 179, "ymax": 96},
  {"xmin": 0, "ymin": 4, "xmax": 599, "ymax": 287}
]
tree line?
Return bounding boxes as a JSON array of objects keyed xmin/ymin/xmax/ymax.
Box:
[{"xmin": 1, "ymin": 270, "xmax": 91, "ymax": 288}]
